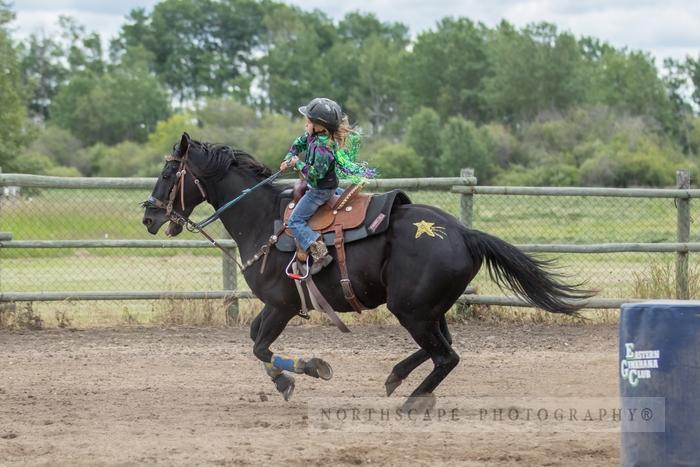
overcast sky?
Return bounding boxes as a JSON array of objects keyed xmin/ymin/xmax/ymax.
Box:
[{"xmin": 10, "ymin": 0, "xmax": 700, "ymax": 64}]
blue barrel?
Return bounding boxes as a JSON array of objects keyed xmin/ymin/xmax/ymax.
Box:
[{"xmin": 620, "ymin": 300, "xmax": 700, "ymax": 467}]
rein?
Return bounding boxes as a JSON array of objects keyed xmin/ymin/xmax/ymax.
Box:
[
  {"xmin": 146, "ymin": 152, "xmax": 285, "ymax": 273},
  {"xmin": 193, "ymin": 170, "xmax": 283, "ymax": 230}
]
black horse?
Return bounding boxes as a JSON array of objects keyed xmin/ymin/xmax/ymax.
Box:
[{"xmin": 142, "ymin": 133, "xmax": 593, "ymax": 412}]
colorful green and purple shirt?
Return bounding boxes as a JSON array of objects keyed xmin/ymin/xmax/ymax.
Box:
[{"xmin": 284, "ymin": 133, "xmax": 339, "ymax": 189}]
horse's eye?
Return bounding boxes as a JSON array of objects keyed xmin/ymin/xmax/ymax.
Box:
[{"xmin": 162, "ymin": 174, "xmax": 170, "ymax": 180}]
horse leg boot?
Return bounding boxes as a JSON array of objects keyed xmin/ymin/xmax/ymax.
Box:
[
  {"xmin": 253, "ymin": 306, "xmax": 333, "ymax": 402},
  {"xmin": 397, "ymin": 319, "xmax": 460, "ymax": 414},
  {"xmin": 385, "ymin": 316, "xmax": 453, "ymax": 396}
]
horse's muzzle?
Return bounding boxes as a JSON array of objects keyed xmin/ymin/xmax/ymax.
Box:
[{"xmin": 142, "ymin": 208, "xmax": 168, "ymax": 235}]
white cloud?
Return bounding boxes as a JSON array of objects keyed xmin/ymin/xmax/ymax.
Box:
[
  {"xmin": 285, "ymin": 0, "xmax": 700, "ymax": 61},
  {"xmin": 12, "ymin": 0, "xmax": 160, "ymax": 39},
  {"xmin": 14, "ymin": 0, "xmax": 159, "ymax": 15},
  {"xmin": 9, "ymin": 0, "xmax": 700, "ymax": 62}
]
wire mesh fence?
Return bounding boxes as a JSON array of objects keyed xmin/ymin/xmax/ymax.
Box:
[
  {"xmin": 468, "ymin": 194, "xmax": 694, "ymax": 298},
  {"xmin": 1, "ymin": 173, "xmax": 699, "ymax": 324}
]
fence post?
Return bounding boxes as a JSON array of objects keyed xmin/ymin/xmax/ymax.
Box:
[
  {"xmin": 221, "ymin": 228, "xmax": 239, "ymax": 324},
  {"xmin": 676, "ymin": 169, "xmax": 690, "ymax": 299},
  {"xmin": 1, "ymin": 165, "xmax": 5, "ymax": 302},
  {"xmin": 460, "ymin": 168, "xmax": 476, "ymax": 229}
]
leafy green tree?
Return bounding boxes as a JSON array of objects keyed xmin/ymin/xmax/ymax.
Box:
[
  {"xmin": 58, "ymin": 16, "xmax": 105, "ymax": 75},
  {"xmin": 127, "ymin": 113, "xmax": 200, "ymax": 176},
  {"xmin": 109, "ymin": 8, "xmax": 150, "ymax": 63},
  {"xmin": 10, "ymin": 152, "xmax": 55, "ymax": 175},
  {"xmin": 403, "ymin": 18, "xmax": 489, "ymax": 121},
  {"xmin": 363, "ymin": 142, "xmax": 423, "ymax": 178},
  {"xmin": 480, "ymin": 122, "xmax": 522, "ymax": 169},
  {"xmin": 22, "ymin": 126, "xmax": 91, "ymax": 174},
  {"xmin": 337, "ymin": 11, "xmax": 408, "ymax": 46},
  {"xmin": 0, "ymin": 1, "xmax": 32, "ymax": 171},
  {"xmin": 484, "ymin": 22, "xmax": 586, "ymax": 123},
  {"xmin": 405, "ymin": 107, "xmax": 442, "ymax": 176},
  {"xmin": 591, "ymin": 49, "xmax": 673, "ymax": 128},
  {"xmin": 114, "ymin": 0, "xmax": 265, "ymax": 102},
  {"xmin": 688, "ymin": 117, "xmax": 700, "ymax": 157},
  {"xmin": 438, "ymin": 116, "xmax": 494, "ymax": 181},
  {"xmin": 347, "ymin": 35, "xmax": 405, "ymax": 133},
  {"xmin": 51, "ymin": 63, "xmax": 170, "ymax": 146},
  {"xmin": 198, "ymin": 97, "xmax": 258, "ymax": 130},
  {"xmin": 260, "ymin": 4, "xmax": 336, "ymax": 113},
  {"xmin": 334, "ymin": 12, "xmax": 409, "ymax": 128},
  {"xmin": 662, "ymin": 58, "xmax": 696, "ymax": 154},
  {"xmin": 18, "ymin": 33, "xmax": 68, "ymax": 120},
  {"xmin": 17, "ymin": 15, "xmax": 106, "ymax": 122},
  {"xmin": 579, "ymin": 136, "xmax": 678, "ymax": 188},
  {"xmin": 88, "ymin": 141, "xmax": 151, "ymax": 177},
  {"xmin": 246, "ymin": 113, "xmax": 303, "ymax": 168},
  {"xmin": 684, "ymin": 55, "xmax": 700, "ymax": 107},
  {"xmin": 193, "ymin": 97, "xmax": 258, "ymax": 151}
]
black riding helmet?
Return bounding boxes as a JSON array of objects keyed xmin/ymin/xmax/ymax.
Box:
[{"xmin": 298, "ymin": 97, "xmax": 342, "ymax": 133}]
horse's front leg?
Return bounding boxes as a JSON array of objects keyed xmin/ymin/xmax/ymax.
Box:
[{"xmin": 252, "ymin": 304, "xmax": 333, "ymax": 401}]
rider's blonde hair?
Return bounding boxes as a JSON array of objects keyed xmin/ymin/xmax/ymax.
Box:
[{"xmin": 312, "ymin": 115, "xmax": 352, "ymax": 148}]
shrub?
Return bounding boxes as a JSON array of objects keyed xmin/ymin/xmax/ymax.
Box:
[{"xmin": 364, "ymin": 142, "xmax": 423, "ymax": 178}]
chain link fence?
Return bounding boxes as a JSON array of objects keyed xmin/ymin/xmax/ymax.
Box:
[
  {"xmin": 1, "ymin": 172, "xmax": 699, "ymax": 325},
  {"xmin": 466, "ymin": 192, "xmax": 697, "ymax": 299}
]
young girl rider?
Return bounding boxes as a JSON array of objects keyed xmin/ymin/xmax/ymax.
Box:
[{"xmin": 280, "ymin": 97, "xmax": 376, "ymax": 274}]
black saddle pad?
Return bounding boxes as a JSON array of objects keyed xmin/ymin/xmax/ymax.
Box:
[{"xmin": 274, "ymin": 189, "xmax": 411, "ymax": 252}]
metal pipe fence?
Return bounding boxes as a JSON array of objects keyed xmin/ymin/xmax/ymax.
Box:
[{"xmin": 1, "ymin": 169, "xmax": 698, "ymax": 320}]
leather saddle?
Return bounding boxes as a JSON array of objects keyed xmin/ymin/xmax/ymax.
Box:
[
  {"xmin": 282, "ymin": 182, "xmax": 371, "ymax": 235},
  {"xmin": 275, "ymin": 181, "xmax": 411, "ymax": 313},
  {"xmin": 275, "ymin": 186, "xmax": 411, "ymax": 252}
]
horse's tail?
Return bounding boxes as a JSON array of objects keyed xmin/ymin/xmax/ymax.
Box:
[{"xmin": 461, "ymin": 228, "xmax": 594, "ymax": 314}]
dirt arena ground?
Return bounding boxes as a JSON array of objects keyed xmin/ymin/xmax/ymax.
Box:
[{"xmin": 0, "ymin": 321, "xmax": 619, "ymax": 466}]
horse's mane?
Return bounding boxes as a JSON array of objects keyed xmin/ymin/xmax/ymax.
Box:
[{"xmin": 193, "ymin": 140, "xmax": 273, "ymax": 179}]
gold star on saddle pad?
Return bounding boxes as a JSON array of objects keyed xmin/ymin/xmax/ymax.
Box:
[{"xmin": 413, "ymin": 220, "xmax": 447, "ymax": 239}]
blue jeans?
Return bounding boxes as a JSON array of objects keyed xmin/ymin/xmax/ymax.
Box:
[{"xmin": 288, "ymin": 187, "xmax": 341, "ymax": 251}]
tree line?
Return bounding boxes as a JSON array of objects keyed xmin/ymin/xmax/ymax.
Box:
[{"xmin": 1, "ymin": 0, "xmax": 699, "ymax": 186}]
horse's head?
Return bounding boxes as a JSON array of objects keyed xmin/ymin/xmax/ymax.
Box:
[{"xmin": 142, "ymin": 132, "xmax": 207, "ymax": 236}]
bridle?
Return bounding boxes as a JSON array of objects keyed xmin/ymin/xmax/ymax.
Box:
[
  {"xmin": 146, "ymin": 147, "xmax": 207, "ymax": 218},
  {"xmin": 144, "ymin": 146, "xmax": 285, "ymax": 273}
]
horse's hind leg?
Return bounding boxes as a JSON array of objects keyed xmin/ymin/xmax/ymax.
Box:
[
  {"xmin": 385, "ymin": 316, "xmax": 452, "ymax": 396},
  {"xmin": 395, "ymin": 317, "xmax": 460, "ymax": 413}
]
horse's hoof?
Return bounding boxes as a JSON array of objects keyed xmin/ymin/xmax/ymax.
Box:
[
  {"xmin": 273, "ymin": 374, "xmax": 295, "ymax": 401},
  {"xmin": 304, "ymin": 358, "xmax": 333, "ymax": 380},
  {"xmin": 384, "ymin": 372, "xmax": 403, "ymax": 396},
  {"xmin": 400, "ymin": 393, "xmax": 436, "ymax": 414}
]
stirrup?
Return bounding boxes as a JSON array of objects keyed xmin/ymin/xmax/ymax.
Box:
[{"xmin": 286, "ymin": 254, "xmax": 309, "ymax": 281}]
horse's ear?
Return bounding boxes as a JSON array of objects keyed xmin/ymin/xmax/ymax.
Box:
[{"xmin": 179, "ymin": 132, "xmax": 190, "ymax": 154}]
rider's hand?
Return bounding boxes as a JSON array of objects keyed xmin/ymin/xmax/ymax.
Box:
[{"xmin": 280, "ymin": 156, "xmax": 299, "ymax": 171}]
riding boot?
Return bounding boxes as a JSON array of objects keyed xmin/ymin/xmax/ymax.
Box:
[
  {"xmin": 309, "ymin": 240, "xmax": 333, "ymax": 274},
  {"xmin": 295, "ymin": 245, "xmax": 309, "ymax": 263}
]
